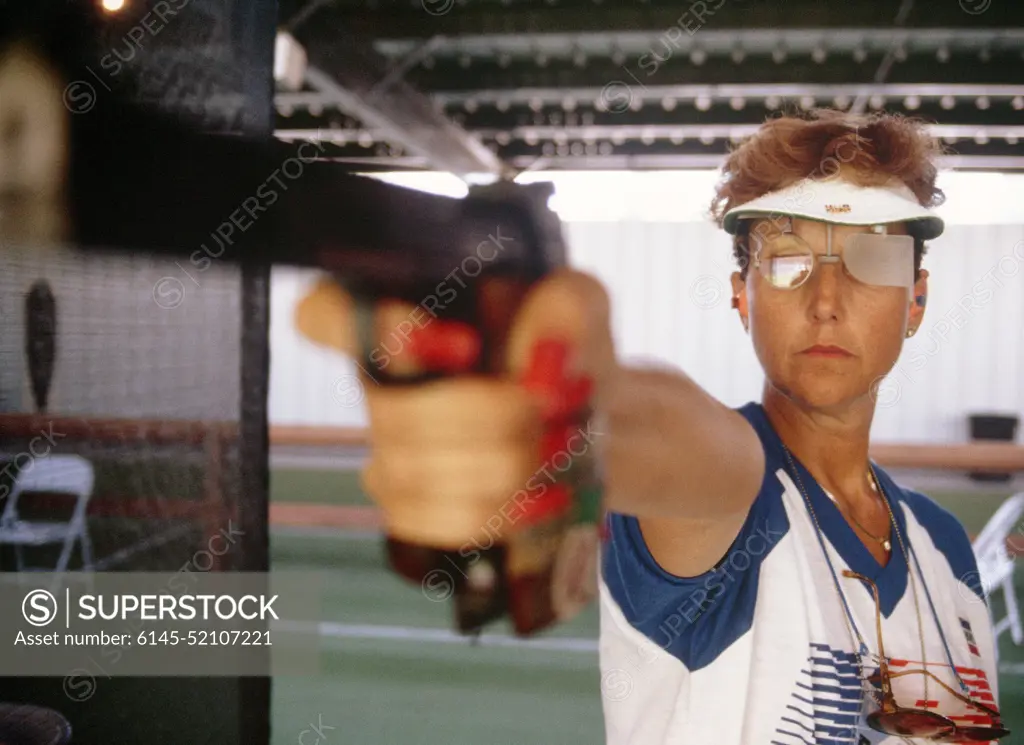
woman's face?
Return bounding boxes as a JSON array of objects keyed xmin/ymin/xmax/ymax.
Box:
[{"xmin": 730, "ymin": 216, "xmax": 929, "ymax": 410}]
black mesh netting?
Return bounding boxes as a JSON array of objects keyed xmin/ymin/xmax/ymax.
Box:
[{"xmin": 0, "ymin": 2, "xmax": 276, "ymax": 743}]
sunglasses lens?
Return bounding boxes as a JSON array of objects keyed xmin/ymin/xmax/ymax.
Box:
[
  {"xmin": 868, "ymin": 710, "xmax": 956, "ymax": 737},
  {"xmin": 946, "ymin": 725, "xmax": 1012, "ymax": 742}
]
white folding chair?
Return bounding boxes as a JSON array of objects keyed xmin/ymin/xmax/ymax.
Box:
[
  {"xmin": 972, "ymin": 492, "xmax": 1024, "ymax": 648},
  {"xmin": 0, "ymin": 454, "xmax": 95, "ymax": 572}
]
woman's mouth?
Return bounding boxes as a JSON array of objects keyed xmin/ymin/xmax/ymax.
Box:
[{"xmin": 800, "ymin": 344, "xmax": 854, "ymax": 358}]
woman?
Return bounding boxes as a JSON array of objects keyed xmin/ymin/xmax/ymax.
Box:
[
  {"xmin": 297, "ymin": 109, "xmax": 1006, "ymax": 744},
  {"xmin": 596, "ymin": 111, "xmax": 1005, "ymax": 745}
]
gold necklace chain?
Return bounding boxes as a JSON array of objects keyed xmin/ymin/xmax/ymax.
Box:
[
  {"xmin": 781, "ymin": 444, "xmax": 929, "ymax": 709},
  {"xmin": 824, "ymin": 472, "xmax": 892, "ymax": 552}
]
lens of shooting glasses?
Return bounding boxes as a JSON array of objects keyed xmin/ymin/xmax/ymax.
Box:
[
  {"xmin": 868, "ymin": 709, "xmax": 956, "ymax": 738},
  {"xmin": 755, "ymin": 234, "xmax": 815, "ymax": 289},
  {"xmin": 842, "ymin": 233, "xmax": 916, "ymax": 288}
]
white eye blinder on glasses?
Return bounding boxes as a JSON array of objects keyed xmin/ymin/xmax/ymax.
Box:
[{"xmin": 841, "ymin": 232, "xmax": 915, "ymax": 288}]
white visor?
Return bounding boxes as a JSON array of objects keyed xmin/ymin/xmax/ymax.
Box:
[{"xmin": 722, "ymin": 178, "xmax": 944, "ymax": 240}]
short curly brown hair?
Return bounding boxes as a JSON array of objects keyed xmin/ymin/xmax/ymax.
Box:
[{"xmin": 710, "ymin": 109, "xmax": 946, "ymax": 277}]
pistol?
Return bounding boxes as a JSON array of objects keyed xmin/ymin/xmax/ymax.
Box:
[{"xmin": 0, "ymin": 39, "xmax": 602, "ymax": 636}]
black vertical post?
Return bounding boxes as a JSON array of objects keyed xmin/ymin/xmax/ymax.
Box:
[{"xmin": 235, "ymin": 2, "xmax": 277, "ymax": 744}]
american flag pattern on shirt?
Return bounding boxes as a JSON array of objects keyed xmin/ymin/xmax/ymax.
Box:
[{"xmin": 886, "ymin": 657, "xmax": 1000, "ymax": 731}]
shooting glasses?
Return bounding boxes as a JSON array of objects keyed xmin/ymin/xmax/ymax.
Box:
[
  {"xmin": 723, "ymin": 177, "xmax": 944, "ymax": 291},
  {"xmin": 748, "ymin": 222, "xmax": 916, "ymax": 290}
]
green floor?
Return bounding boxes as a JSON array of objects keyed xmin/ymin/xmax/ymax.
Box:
[
  {"xmin": 269, "ymin": 531, "xmax": 603, "ymax": 745},
  {"xmin": 268, "ymin": 468, "xmax": 1024, "ymax": 744}
]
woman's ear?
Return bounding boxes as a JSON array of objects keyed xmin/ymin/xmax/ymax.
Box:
[
  {"xmin": 907, "ymin": 268, "xmax": 929, "ymax": 335},
  {"xmin": 730, "ymin": 272, "xmax": 749, "ymax": 332}
]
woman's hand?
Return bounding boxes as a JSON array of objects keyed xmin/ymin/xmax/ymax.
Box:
[
  {"xmin": 294, "ymin": 268, "xmax": 617, "ymax": 549},
  {"xmin": 295, "ymin": 264, "xmax": 764, "ymax": 579}
]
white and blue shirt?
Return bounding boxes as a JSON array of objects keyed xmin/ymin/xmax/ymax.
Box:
[{"xmin": 599, "ymin": 402, "xmax": 1001, "ymax": 744}]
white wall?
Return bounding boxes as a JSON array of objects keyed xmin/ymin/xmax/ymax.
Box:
[{"xmin": 269, "ymin": 219, "xmax": 1024, "ymax": 444}]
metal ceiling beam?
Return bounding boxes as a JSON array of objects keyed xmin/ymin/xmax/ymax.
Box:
[
  {"xmin": 277, "ymin": 83, "xmax": 1024, "ymax": 110},
  {"xmin": 488, "ymin": 123, "xmax": 1024, "ymax": 141},
  {"xmin": 273, "ymin": 152, "xmax": 1024, "ymax": 172},
  {"xmin": 503, "ymin": 154, "xmax": 1024, "ymax": 171},
  {"xmin": 322, "ymin": 1, "xmax": 1024, "ymax": 38},
  {"xmin": 374, "ymin": 29, "xmax": 1024, "ymax": 60},
  {"xmin": 401, "ymin": 53, "xmax": 1024, "ymax": 93},
  {"xmin": 502, "ymin": 125, "xmax": 1024, "ymax": 144},
  {"xmin": 296, "ymin": 33, "xmax": 508, "ymax": 179},
  {"xmin": 277, "ymin": 123, "xmax": 1024, "ymax": 149},
  {"xmin": 451, "ymin": 109, "xmax": 1021, "ymax": 136},
  {"xmin": 436, "ymin": 84, "xmax": 1024, "ymax": 107}
]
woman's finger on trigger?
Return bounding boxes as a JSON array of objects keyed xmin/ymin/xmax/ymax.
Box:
[
  {"xmin": 294, "ymin": 275, "xmax": 359, "ymax": 355},
  {"xmin": 294, "ymin": 277, "xmax": 427, "ymax": 375}
]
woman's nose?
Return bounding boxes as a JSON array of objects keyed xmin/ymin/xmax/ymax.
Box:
[{"xmin": 807, "ymin": 259, "xmax": 845, "ymax": 319}]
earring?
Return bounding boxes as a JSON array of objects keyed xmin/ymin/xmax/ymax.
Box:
[
  {"xmin": 906, "ymin": 329, "xmax": 915, "ymax": 338},
  {"xmin": 731, "ymin": 297, "xmax": 740, "ymax": 309}
]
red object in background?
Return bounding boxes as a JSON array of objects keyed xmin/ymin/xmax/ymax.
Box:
[{"xmin": 407, "ymin": 320, "xmax": 481, "ymax": 373}]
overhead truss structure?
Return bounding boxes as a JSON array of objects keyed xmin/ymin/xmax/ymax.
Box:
[{"xmin": 274, "ymin": 0, "xmax": 1024, "ymax": 174}]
